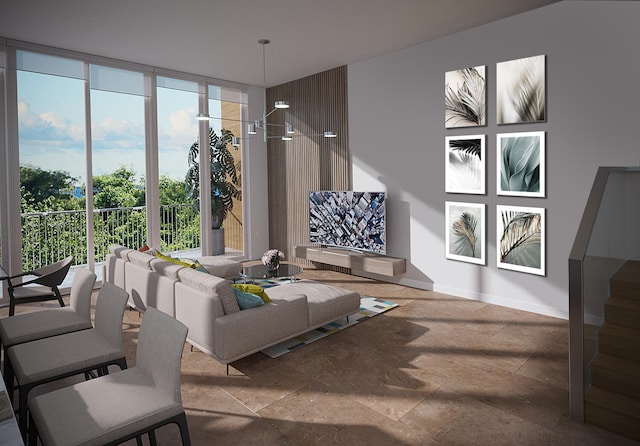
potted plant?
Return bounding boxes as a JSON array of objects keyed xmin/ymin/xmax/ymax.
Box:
[{"xmin": 185, "ymin": 128, "xmax": 241, "ymax": 252}]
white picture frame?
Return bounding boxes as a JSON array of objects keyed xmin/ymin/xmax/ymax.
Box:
[
  {"xmin": 445, "ymin": 135, "xmax": 486, "ymax": 195},
  {"xmin": 497, "ymin": 131, "xmax": 545, "ymax": 197},
  {"xmin": 445, "ymin": 65, "xmax": 486, "ymax": 128},
  {"xmin": 445, "ymin": 201, "xmax": 486, "ymax": 265},
  {"xmin": 496, "ymin": 55, "xmax": 546, "ymax": 125},
  {"xmin": 496, "ymin": 205, "xmax": 546, "ymax": 276}
]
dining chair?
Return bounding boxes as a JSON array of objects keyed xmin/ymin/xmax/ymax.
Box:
[
  {"xmin": 6, "ymin": 256, "xmax": 73, "ymax": 316},
  {"xmin": 0, "ymin": 268, "xmax": 96, "ymax": 386},
  {"xmin": 5, "ymin": 282, "xmax": 129, "ymax": 438},
  {"xmin": 28, "ymin": 307, "xmax": 191, "ymax": 446}
]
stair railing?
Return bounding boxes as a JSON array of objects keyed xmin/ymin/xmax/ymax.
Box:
[{"xmin": 569, "ymin": 166, "xmax": 640, "ymax": 422}]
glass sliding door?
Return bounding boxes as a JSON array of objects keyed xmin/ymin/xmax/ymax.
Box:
[
  {"xmin": 16, "ymin": 51, "xmax": 87, "ymax": 271},
  {"xmin": 156, "ymin": 76, "xmax": 200, "ymax": 255},
  {"xmin": 90, "ymin": 65, "xmax": 147, "ymax": 263}
]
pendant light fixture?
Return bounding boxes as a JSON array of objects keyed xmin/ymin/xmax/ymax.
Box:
[{"xmin": 197, "ymin": 39, "xmax": 336, "ymax": 143}]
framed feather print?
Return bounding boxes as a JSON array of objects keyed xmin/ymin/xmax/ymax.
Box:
[
  {"xmin": 497, "ymin": 131, "xmax": 545, "ymax": 197},
  {"xmin": 445, "ymin": 201, "xmax": 486, "ymax": 265},
  {"xmin": 497, "ymin": 205, "xmax": 545, "ymax": 276},
  {"xmin": 496, "ymin": 55, "xmax": 546, "ymax": 125},
  {"xmin": 446, "ymin": 135, "xmax": 485, "ymax": 194},
  {"xmin": 445, "ymin": 65, "xmax": 486, "ymax": 128}
]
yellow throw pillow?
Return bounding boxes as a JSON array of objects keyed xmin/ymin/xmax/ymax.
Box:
[
  {"xmin": 231, "ymin": 284, "xmax": 271, "ymax": 303},
  {"xmin": 155, "ymin": 252, "xmax": 197, "ymax": 269}
]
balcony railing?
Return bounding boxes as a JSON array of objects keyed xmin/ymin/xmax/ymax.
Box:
[{"xmin": 20, "ymin": 204, "xmax": 242, "ymax": 271}]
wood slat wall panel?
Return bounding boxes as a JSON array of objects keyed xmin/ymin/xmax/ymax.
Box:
[{"xmin": 266, "ymin": 66, "xmax": 349, "ymax": 265}]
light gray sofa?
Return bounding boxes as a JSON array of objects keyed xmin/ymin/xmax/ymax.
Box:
[{"xmin": 103, "ymin": 245, "xmax": 361, "ymax": 365}]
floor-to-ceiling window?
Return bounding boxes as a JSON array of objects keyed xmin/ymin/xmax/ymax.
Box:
[
  {"xmin": 156, "ymin": 76, "xmax": 201, "ymax": 255},
  {"xmin": 2, "ymin": 42, "xmax": 247, "ymax": 286},
  {"xmin": 16, "ymin": 51, "xmax": 87, "ymax": 271},
  {"xmin": 90, "ymin": 65, "xmax": 147, "ymax": 261}
]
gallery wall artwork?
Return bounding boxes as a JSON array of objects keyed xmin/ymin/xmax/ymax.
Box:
[
  {"xmin": 496, "ymin": 55, "xmax": 546, "ymax": 125},
  {"xmin": 445, "ymin": 66, "xmax": 486, "ymax": 128},
  {"xmin": 445, "ymin": 135, "xmax": 486, "ymax": 194},
  {"xmin": 497, "ymin": 131, "xmax": 545, "ymax": 197},
  {"xmin": 445, "ymin": 201, "xmax": 486, "ymax": 265},
  {"xmin": 496, "ymin": 205, "xmax": 545, "ymax": 276}
]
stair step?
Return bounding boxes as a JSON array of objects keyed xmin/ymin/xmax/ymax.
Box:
[
  {"xmin": 599, "ymin": 323, "xmax": 640, "ymax": 361},
  {"xmin": 585, "ymin": 386, "xmax": 640, "ymax": 441},
  {"xmin": 605, "ymin": 297, "xmax": 640, "ymax": 329},
  {"xmin": 610, "ymin": 261, "xmax": 640, "ymax": 301},
  {"xmin": 592, "ymin": 353, "xmax": 640, "ymax": 399}
]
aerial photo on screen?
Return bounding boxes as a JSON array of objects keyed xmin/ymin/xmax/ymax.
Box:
[{"xmin": 309, "ymin": 191, "xmax": 386, "ymax": 254}]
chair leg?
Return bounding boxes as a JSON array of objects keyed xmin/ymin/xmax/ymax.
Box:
[
  {"xmin": 176, "ymin": 412, "xmax": 192, "ymax": 446},
  {"xmin": 28, "ymin": 412, "xmax": 38, "ymax": 446},
  {"xmin": 4, "ymin": 357, "xmax": 15, "ymax": 404},
  {"xmin": 149, "ymin": 429, "xmax": 158, "ymax": 446},
  {"xmin": 53, "ymin": 286, "xmax": 65, "ymax": 308},
  {"xmin": 18, "ymin": 382, "xmax": 33, "ymax": 440},
  {"xmin": 9, "ymin": 299, "xmax": 15, "ymax": 317}
]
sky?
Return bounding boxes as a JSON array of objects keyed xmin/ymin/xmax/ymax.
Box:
[{"xmin": 17, "ymin": 69, "xmax": 224, "ymax": 186}]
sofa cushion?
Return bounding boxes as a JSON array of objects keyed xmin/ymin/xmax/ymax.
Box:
[
  {"xmin": 128, "ymin": 250, "xmax": 155, "ymax": 269},
  {"xmin": 108, "ymin": 245, "xmax": 134, "ymax": 261},
  {"xmin": 267, "ymin": 280, "xmax": 361, "ymax": 327},
  {"xmin": 150, "ymin": 258, "xmax": 185, "ymax": 281},
  {"xmin": 197, "ymin": 256, "xmax": 242, "ymax": 279},
  {"xmin": 177, "ymin": 268, "xmax": 240, "ymax": 314}
]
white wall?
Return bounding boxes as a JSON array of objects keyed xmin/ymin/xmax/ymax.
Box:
[{"xmin": 347, "ymin": 1, "xmax": 640, "ymax": 319}]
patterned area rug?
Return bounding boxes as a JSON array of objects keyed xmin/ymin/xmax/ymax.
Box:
[{"xmin": 261, "ymin": 296, "xmax": 398, "ymax": 358}]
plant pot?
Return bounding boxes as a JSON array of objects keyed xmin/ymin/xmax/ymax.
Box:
[{"xmin": 212, "ymin": 228, "xmax": 225, "ymax": 255}]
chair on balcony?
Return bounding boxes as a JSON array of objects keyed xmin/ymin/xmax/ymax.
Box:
[
  {"xmin": 28, "ymin": 307, "xmax": 191, "ymax": 446},
  {"xmin": 5, "ymin": 282, "xmax": 129, "ymax": 438},
  {"xmin": 6, "ymin": 256, "xmax": 73, "ymax": 316},
  {"xmin": 0, "ymin": 268, "xmax": 96, "ymax": 379}
]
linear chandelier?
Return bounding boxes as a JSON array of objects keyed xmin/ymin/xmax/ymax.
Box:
[{"xmin": 197, "ymin": 39, "xmax": 336, "ymax": 144}]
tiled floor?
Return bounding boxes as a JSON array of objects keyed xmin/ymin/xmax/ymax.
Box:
[{"xmin": 3, "ymin": 266, "xmax": 638, "ymax": 445}]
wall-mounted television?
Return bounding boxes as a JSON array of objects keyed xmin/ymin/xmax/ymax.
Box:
[{"xmin": 309, "ymin": 191, "xmax": 386, "ymax": 254}]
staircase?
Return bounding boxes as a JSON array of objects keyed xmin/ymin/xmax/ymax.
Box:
[{"xmin": 585, "ymin": 261, "xmax": 640, "ymax": 441}]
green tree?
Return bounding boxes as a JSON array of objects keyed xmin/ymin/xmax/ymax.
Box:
[
  {"xmin": 20, "ymin": 165, "xmax": 80, "ymax": 211},
  {"xmin": 159, "ymin": 175, "xmax": 188, "ymax": 205},
  {"xmin": 92, "ymin": 166, "xmax": 145, "ymax": 209}
]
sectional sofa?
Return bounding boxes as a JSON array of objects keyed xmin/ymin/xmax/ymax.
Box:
[{"xmin": 103, "ymin": 245, "xmax": 361, "ymax": 365}]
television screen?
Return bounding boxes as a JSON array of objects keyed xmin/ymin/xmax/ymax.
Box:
[{"xmin": 309, "ymin": 191, "xmax": 386, "ymax": 254}]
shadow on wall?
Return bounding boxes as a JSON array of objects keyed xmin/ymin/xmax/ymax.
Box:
[{"xmin": 385, "ymin": 189, "xmax": 434, "ymax": 287}]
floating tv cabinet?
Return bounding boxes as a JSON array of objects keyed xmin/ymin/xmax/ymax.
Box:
[{"xmin": 295, "ymin": 245, "xmax": 406, "ymax": 278}]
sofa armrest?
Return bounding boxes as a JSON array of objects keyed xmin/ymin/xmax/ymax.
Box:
[
  {"xmin": 174, "ymin": 281, "xmax": 226, "ymax": 356},
  {"xmin": 214, "ymin": 294, "xmax": 309, "ymax": 362}
]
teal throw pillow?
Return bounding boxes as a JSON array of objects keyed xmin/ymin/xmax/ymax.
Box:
[{"xmin": 232, "ymin": 288, "xmax": 265, "ymax": 310}]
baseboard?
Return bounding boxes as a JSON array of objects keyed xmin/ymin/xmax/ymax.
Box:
[
  {"xmin": 433, "ymin": 283, "xmax": 568, "ymax": 320},
  {"xmin": 347, "ymin": 271, "xmax": 567, "ymax": 319}
]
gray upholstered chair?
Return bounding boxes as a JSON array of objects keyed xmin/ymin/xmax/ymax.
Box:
[
  {"xmin": 0, "ymin": 268, "xmax": 96, "ymax": 379},
  {"xmin": 6, "ymin": 256, "xmax": 73, "ymax": 316},
  {"xmin": 6, "ymin": 282, "xmax": 129, "ymax": 438},
  {"xmin": 28, "ymin": 307, "xmax": 191, "ymax": 446}
]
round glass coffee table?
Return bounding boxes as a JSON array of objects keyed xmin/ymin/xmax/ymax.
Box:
[{"xmin": 240, "ymin": 263, "xmax": 303, "ymax": 282}]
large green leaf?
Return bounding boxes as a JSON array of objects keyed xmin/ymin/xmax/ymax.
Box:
[
  {"xmin": 500, "ymin": 136, "xmax": 540, "ymax": 193},
  {"xmin": 499, "ymin": 211, "xmax": 541, "ymax": 267}
]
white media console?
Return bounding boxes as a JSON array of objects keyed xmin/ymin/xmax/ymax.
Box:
[{"xmin": 295, "ymin": 245, "xmax": 406, "ymax": 278}]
